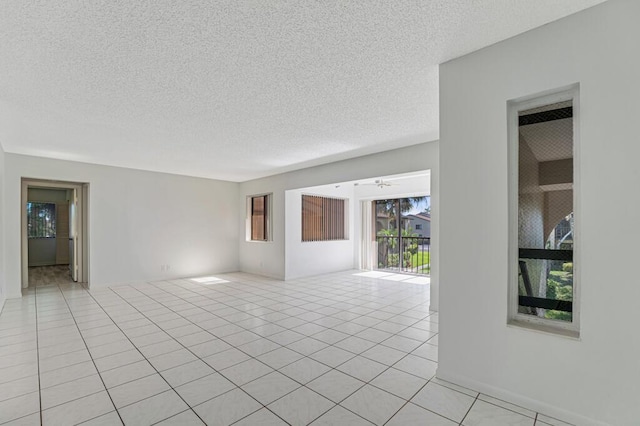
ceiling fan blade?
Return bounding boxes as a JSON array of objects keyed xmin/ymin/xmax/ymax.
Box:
[{"xmin": 357, "ymin": 179, "xmax": 397, "ymax": 187}]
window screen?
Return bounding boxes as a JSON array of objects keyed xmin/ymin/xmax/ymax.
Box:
[{"xmin": 516, "ymin": 99, "xmax": 574, "ymax": 323}]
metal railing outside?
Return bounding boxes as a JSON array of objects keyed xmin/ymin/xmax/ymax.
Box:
[{"xmin": 376, "ymin": 236, "xmax": 430, "ymax": 275}]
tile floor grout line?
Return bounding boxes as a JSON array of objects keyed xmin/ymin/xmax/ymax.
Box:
[
  {"xmin": 137, "ymin": 275, "xmax": 433, "ymax": 375},
  {"xmin": 206, "ymin": 285, "xmax": 433, "ymax": 424},
  {"xmin": 246, "ymin": 281, "xmax": 410, "ymax": 420},
  {"xmin": 54, "ymin": 283, "xmax": 126, "ymax": 426},
  {"xmin": 211, "ymin": 388, "xmax": 294, "ymax": 426},
  {"xmin": 381, "ymin": 400, "xmax": 412, "ymax": 426},
  {"xmin": 108, "ymin": 281, "xmax": 297, "ymax": 367},
  {"xmin": 34, "ymin": 282, "xmax": 44, "ymax": 426},
  {"xmin": 459, "ymin": 392, "xmax": 480, "ymax": 425},
  {"xmin": 285, "ymin": 331, "xmax": 434, "ymax": 389},
  {"xmin": 96, "ymin": 285, "xmax": 246, "ymax": 424},
  {"xmin": 416, "ymin": 378, "xmax": 480, "ymax": 425},
  {"xmin": 34, "ymin": 388, "xmax": 106, "ymax": 413},
  {"xmin": 147, "ymin": 274, "xmax": 428, "ymax": 343},
  {"xmin": 379, "ymin": 372, "xmax": 436, "ymax": 426},
  {"xmin": 475, "ymin": 395, "xmax": 539, "ymax": 420},
  {"xmin": 104, "ymin": 281, "xmax": 346, "ymax": 425},
  {"xmin": 130, "ymin": 277, "xmax": 429, "ymax": 393},
  {"xmin": 65, "ymin": 293, "xmax": 185, "ymax": 420},
  {"xmin": 0, "ymin": 351, "xmax": 39, "ymax": 393},
  {"xmin": 120, "ymin": 286, "xmax": 311, "ymax": 426},
  {"xmin": 144, "ymin": 279, "xmax": 304, "ymax": 318},
  {"xmin": 404, "ymin": 377, "xmax": 462, "ymax": 424},
  {"xmin": 2, "ymin": 271, "xmax": 546, "ymax": 426}
]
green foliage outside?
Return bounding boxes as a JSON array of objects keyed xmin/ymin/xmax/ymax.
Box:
[
  {"xmin": 27, "ymin": 202, "xmax": 56, "ymax": 238},
  {"xmin": 411, "ymin": 252, "xmax": 430, "ymax": 273},
  {"xmin": 377, "ymin": 228, "xmax": 430, "ymax": 273},
  {"xmin": 375, "ymin": 196, "xmax": 431, "ymax": 275},
  {"xmin": 545, "ymin": 263, "xmax": 573, "ymax": 321},
  {"xmin": 376, "ymin": 228, "xmax": 417, "ymax": 238}
]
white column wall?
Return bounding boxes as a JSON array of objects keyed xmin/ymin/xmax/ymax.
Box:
[
  {"xmin": 0, "ymin": 144, "xmax": 5, "ymax": 309},
  {"xmin": 438, "ymin": 1, "xmax": 640, "ymax": 424}
]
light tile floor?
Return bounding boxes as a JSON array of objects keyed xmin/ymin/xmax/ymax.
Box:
[{"xmin": 0, "ymin": 271, "xmax": 573, "ymax": 425}]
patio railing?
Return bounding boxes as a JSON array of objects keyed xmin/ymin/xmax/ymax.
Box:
[{"xmin": 376, "ymin": 236, "xmax": 430, "ymax": 275}]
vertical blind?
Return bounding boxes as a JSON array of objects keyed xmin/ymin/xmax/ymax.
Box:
[
  {"xmin": 251, "ymin": 195, "xmax": 267, "ymax": 241},
  {"xmin": 302, "ymin": 195, "xmax": 346, "ymax": 242}
]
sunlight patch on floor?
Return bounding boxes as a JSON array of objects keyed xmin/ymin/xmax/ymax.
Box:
[
  {"xmin": 190, "ymin": 276, "xmax": 229, "ymax": 284},
  {"xmin": 353, "ymin": 271, "xmax": 430, "ymax": 285}
]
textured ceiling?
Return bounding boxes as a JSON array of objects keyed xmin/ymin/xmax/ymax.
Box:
[{"xmin": 0, "ymin": 1, "xmax": 606, "ymax": 182}]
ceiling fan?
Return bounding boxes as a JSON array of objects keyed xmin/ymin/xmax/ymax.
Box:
[{"xmin": 358, "ymin": 178, "xmax": 396, "ymax": 188}]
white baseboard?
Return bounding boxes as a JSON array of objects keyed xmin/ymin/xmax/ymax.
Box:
[{"xmin": 435, "ymin": 368, "xmax": 610, "ymax": 426}]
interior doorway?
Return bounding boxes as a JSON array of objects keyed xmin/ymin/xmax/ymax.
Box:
[{"xmin": 21, "ymin": 179, "xmax": 89, "ymax": 288}]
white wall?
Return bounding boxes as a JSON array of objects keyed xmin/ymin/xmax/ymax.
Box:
[
  {"xmin": 438, "ymin": 1, "xmax": 639, "ymax": 424},
  {"xmin": 27, "ymin": 239, "xmax": 57, "ymax": 266},
  {"xmin": 4, "ymin": 154, "xmax": 239, "ymax": 297},
  {"xmin": 0, "ymin": 144, "xmax": 5, "ymax": 310},
  {"xmin": 239, "ymin": 142, "xmax": 439, "ymax": 307},
  {"xmin": 285, "ymin": 184, "xmax": 355, "ymax": 280}
]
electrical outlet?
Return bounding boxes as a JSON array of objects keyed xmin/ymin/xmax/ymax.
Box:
[{"xmin": 166, "ymin": 265, "xmax": 170, "ymax": 271}]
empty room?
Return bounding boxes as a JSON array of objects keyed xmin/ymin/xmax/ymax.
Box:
[{"xmin": 0, "ymin": 1, "xmax": 637, "ymax": 425}]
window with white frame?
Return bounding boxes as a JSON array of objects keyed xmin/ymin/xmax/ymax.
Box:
[
  {"xmin": 248, "ymin": 194, "xmax": 271, "ymax": 241},
  {"xmin": 508, "ymin": 85, "xmax": 579, "ymax": 335}
]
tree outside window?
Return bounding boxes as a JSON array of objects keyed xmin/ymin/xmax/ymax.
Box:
[{"xmin": 27, "ymin": 202, "xmax": 56, "ymax": 238}]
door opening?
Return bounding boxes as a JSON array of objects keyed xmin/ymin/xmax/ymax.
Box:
[{"xmin": 21, "ymin": 179, "xmax": 89, "ymax": 289}]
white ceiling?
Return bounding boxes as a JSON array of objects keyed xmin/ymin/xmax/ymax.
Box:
[
  {"xmin": 0, "ymin": 1, "xmax": 605, "ymax": 182},
  {"xmin": 300, "ymin": 171, "xmax": 431, "ymax": 201}
]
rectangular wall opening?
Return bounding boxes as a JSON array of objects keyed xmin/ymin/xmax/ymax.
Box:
[
  {"xmin": 21, "ymin": 179, "xmax": 89, "ymax": 289},
  {"xmin": 508, "ymin": 85, "xmax": 579, "ymax": 336}
]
